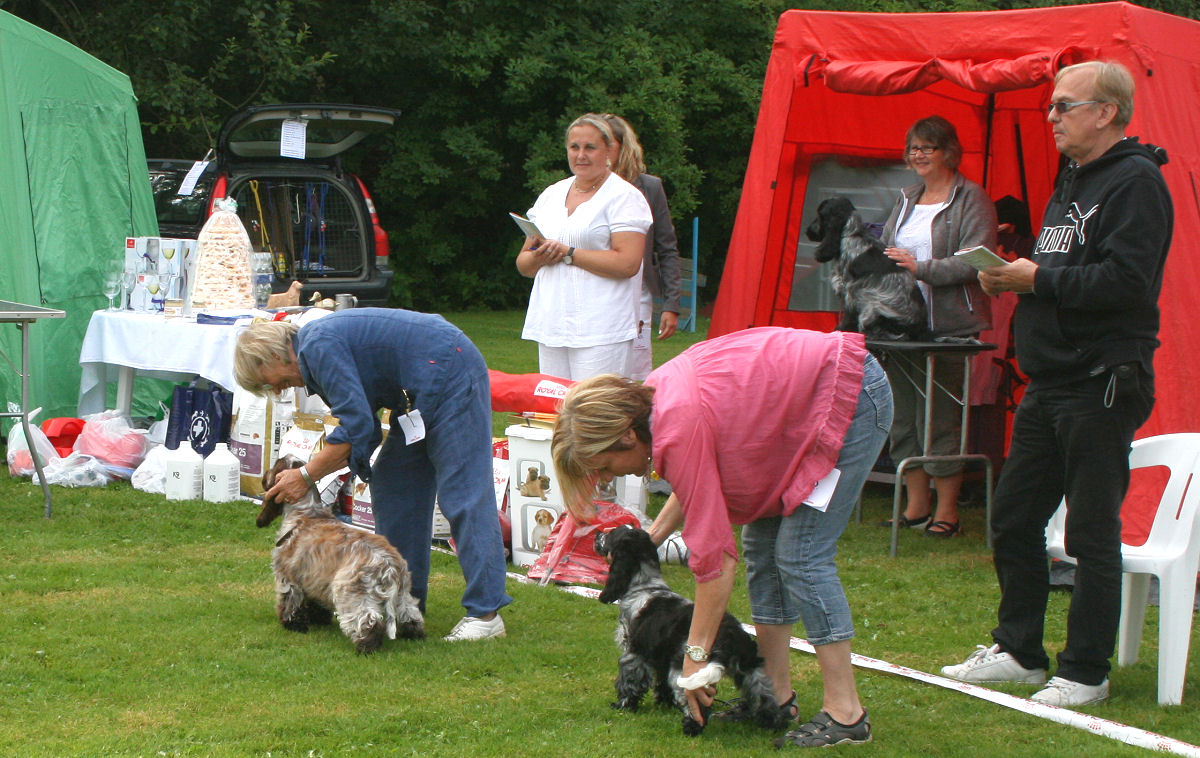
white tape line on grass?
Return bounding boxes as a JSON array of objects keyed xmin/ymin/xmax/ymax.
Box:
[
  {"xmin": 450, "ymin": 551, "xmax": 1199, "ymax": 755},
  {"xmin": 764, "ymin": 626, "xmax": 1200, "ymax": 757}
]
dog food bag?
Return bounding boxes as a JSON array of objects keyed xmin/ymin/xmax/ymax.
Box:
[
  {"xmin": 277, "ymin": 413, "xmax": 326, "ymax": 464},
  {"xmin": 189, "ymin": 198, "xmax": 254, "ymax": 311},
  {"xmin": 230, "ymin": 387, "xmax": 276, "ymax": 497}
]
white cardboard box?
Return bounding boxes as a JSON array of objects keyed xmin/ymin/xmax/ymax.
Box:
[{"xmin": 506, "ymin": 424, "xmax": 564, "ymax": 567}]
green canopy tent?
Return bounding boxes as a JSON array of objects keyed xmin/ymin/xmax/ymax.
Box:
[{"xmin": 0, "ymin": 10, "xmax": 157, "ymax": 429}]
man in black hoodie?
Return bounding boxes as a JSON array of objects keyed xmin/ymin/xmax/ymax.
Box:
[{"xmin": 940, "ymin": 61, "xmax": 1172, "ymax": 707}]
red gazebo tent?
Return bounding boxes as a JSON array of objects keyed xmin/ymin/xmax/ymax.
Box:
[{"xmin": 709, "ymin": 2, "xmax": 1200, "ymax": 540}]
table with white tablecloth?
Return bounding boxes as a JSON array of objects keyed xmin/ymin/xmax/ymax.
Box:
[{"xmin": 78, "ymin": 311, "xmax": 257, "ymax": 417}]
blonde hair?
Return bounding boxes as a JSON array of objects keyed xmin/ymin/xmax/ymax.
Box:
[
  {"xmin": 233, "ymin": 320, "xmax": 299, "ymax": 394},
  {"xmin": 1057, "ymin": 60, "xmax": 1135, "ymax": 127},
  {"xmin": 551, "ymin": 374, "xmax": 655, "ymax": 519},
  {"xmin": 600, "ymin": 113, "xmax": 646, "ymax": 183}
]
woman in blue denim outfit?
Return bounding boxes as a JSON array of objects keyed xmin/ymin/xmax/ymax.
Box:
[{"xmin": 234, "ymin": 309, "xmax": 512, "ymax": 641}]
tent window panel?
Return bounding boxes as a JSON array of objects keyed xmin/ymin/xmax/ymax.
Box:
[{"xmin": 788, "ymin": 156, "xmax": 912, "ymax": 312}]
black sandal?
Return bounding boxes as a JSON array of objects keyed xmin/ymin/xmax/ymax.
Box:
[
  {"xmin": 877, "ymin": 513, "xmax": 931, "ymax": 530},
  {"xmin": 925, "ymin": 520, "xmax": 960, "ymax": 538},
  {"xmin": 774, "ymin": 709, "xmax": 872, "ymax": 748}
]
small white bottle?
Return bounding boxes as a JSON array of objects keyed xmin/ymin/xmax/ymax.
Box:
[
  {"xmin": 202, "ymin": 443, "xmax": 241, "ymax": 502},
  {"xmin": 164, "ymin": 443, "xmax": 204, "ymax": 501}
]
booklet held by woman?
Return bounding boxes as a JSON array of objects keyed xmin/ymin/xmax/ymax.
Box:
[
  {"xmin": 954, "ymin": 246, "xmax": 1007, "ymax": 270},
  {"xmin": 509, "ymin": 213, "xmax": 545, "ymax": 241}
]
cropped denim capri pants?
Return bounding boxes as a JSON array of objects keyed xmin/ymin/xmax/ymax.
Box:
[{"xmin": 742, "ymin": 353, "xmax": 893, "ymax": 645}]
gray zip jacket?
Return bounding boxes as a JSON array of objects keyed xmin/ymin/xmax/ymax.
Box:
[{"xmin": 881, "ymin": 172, "xmax": 995, "ymax": 337}]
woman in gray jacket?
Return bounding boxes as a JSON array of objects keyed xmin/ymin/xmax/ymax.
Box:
[{"xmin": 879, "ymin": 116, "xmax": 996, "ymax": 538}]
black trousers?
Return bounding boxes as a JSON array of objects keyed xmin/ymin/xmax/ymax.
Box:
[{"xmin": 989, "ymin": 370, "xmax": 1154, "ymax": 686}]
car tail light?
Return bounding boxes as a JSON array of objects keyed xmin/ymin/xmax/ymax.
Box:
[
  {"xmin": 207, "ymin": 174, "xmax": 228, "ymax": 216},
  {"xmin": 354, "ymin": 176, "xmax": 390, "ymax": 267}
]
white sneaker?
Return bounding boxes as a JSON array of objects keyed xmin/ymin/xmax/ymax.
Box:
[
  {"xmin": 1031, "ymin": 676, "xmax": 1109, "ymax": 707},
  {"xmin": 941, "ymin": 644, "xmax": 1048, "ymax": 684},
  {"xmin": 443, "ymin": 614, "xmax": 506, "ymax": 642}
]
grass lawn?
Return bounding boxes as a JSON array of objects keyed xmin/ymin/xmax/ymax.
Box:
[{"xmin": 1, "ymin": 310, "xmax": 1196, "ymax": 756}]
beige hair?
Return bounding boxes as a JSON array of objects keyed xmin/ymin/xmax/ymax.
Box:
[
  {"xmin": 234, "ymin": 320, "xmax": 300, "ymax": 394},
  {"xmin": 1057, "ymin": 60, "xmax": 1135, "ymax": 127},
  {"xmin": 600, "ymin": 113, "xmax": 646, "ymax": 183},
  {"xmin": 551, "ymin": 374, "xmax": 655, "ymax": 519}
]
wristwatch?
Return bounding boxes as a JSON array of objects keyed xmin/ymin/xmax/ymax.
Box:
[
  {"xmin": 685, "ymin": 644, "xmax": 709, "ymax": 663},
  {"xmin": 562, "ymin": 247, "xmax": 575, "ymax": 265}
]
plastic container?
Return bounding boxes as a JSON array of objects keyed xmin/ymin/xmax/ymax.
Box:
[
  {"xmin": 164, "ymin": 444, "xmax": 203, "ymax": 501},
  {"xmin": 252, "ymin": 252, "xmax": 273, "ymax": 309},
  {"xmin": 202, "ymin": 443, "xmax": 241, "ymax": 502}
]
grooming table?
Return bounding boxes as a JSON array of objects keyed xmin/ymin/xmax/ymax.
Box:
[
  {"xmin": 1, "ymin": 300, "xmax": 67, "ymax": 517},
  {"xmin": 866, "ymin": 339, "xmax": 998, "ymax": 557}
]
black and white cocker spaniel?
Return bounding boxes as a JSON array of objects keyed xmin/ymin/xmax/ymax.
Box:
[
  {"xmin": 594, "ymin": 525, "xmax": 790, "ymax": 737},
  {"xmin": 806, "ymin": 196, "xmax": 929, "ymax": 341}
]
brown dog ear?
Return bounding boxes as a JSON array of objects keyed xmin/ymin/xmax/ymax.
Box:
[{"xmin": 256, "ymin": 495, "xmax": 284, "ymax": 528}]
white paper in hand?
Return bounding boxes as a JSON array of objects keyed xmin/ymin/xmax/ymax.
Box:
[{"xmin": 953, "ymin": 246, "xmax": 1007, "ymax": 271}]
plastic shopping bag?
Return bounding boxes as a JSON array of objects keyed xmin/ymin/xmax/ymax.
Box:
[
  {"xmin": 73, "ymin": 411, "xmax": 149, "ymax": 470},
  {"xmin": 6, "ymin": 407, "xmax": 61, "ymax": 477}
]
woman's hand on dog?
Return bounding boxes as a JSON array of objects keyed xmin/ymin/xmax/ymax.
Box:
[
  {"xmin": 681, "ymin": 657, "xmax": 717, "ymax": 725},
  {"xmin": 884, "ymin": 247, "xmax": 917, "ymax": 273},
  {"xmin": 265, "ymin": 468, "xmax": 311, "ymax": 506}
]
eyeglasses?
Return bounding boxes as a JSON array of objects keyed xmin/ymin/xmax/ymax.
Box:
[
  {"xmin": 1047, "ymin": 100, "xmax": 1102, "ymax": 115},
  {"xmin": 906, "ymin": 145, "xmax": 940, "ymax": 156}
]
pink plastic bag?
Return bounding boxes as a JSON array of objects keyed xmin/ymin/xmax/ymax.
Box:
[
  {"xmin": 73, "ymin": 411, "xmax": 148, "ymax": 470},
  {"xmin": 526, "ymin": 501, "xmax": 642, "ymax": 585}
]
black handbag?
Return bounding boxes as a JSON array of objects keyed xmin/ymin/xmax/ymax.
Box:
[{"xmin": 165, "ymin": 379, "xmax": 234, "ymax": 457}]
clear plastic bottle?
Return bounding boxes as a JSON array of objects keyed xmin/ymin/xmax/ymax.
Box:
[
  {"xmin": 252, "ymin": 252, "xmax": 274, "ymax": 309},
  {"xmin": 202, "ymin": 443, "xmax": 241, "ymax": 502}
]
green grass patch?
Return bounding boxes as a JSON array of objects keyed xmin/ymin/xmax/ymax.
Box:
[{"xmin": 0, "ymin": 311, "xmax": 1195, "ymax": 756}]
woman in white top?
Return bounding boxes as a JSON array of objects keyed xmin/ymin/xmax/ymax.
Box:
[
  {"xmin": 878, "ymin": 116, "xmax": 995, "ymax": 538},
  {"xmin": 517, "ymin": 114, "xmax": 652, "ymax": 380}
]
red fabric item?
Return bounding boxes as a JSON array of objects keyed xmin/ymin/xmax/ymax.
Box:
[
  {"xmin": 709, "ymin": 2, "xmax": 1200, "ymax": 543},
  {"xmin": 488, "ymin": 369, "xmax": 573, "ymax": 414}
]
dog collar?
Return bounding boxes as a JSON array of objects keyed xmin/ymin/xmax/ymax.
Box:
[{"xmin": 276, "ymin": 527, "xmax": 298, "ymax": 547}]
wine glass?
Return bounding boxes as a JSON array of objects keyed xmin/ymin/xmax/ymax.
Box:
[
  {"xmin": 103, "ymin": 274, "xmax": 121, "ymax": 311},
  {"xmin": 121, "ymin": 270, "xmax": 137, "ymax": 310}
]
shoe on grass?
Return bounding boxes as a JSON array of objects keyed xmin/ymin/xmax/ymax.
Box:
[
  {"xmin": 877, "ymin": 513, "xmax": 931, "ymax": 529},
  {"xmin": 941, "ymin": 644, "xmax": 1047, "ymax": 684},
  {"xmin": 443, "ymin": 614, "xmax": 505, "ymax": 641},
  {"xmin": 774, "ymin": 709, "xmax": 872, "ymax": 748},
  {"xmin": 1031, "ymin": 676, "xmax": 1109, "ymax": 707}
]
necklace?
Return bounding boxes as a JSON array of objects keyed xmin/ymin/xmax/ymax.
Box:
[{"xmin": 573, "ymin": 174, "xmax": 605, "ymax": 194}]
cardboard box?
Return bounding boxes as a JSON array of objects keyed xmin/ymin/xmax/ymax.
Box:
[{"xmin": 506, "ymin": 424, "xmax": 564, "ymax": 567}]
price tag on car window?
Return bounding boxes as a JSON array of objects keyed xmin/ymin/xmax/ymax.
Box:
[
  {"xmin": 177, "ymin": 160, "xmax": 211, "ymax": 196},
  {"xmin": 280, "ymin": 119, "xmax": 307, "ymax": 159}
]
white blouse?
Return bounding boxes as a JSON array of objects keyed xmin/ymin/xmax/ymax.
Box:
[{"xmin": 521, "ymin": 173, "xmax": 652, "ymax": 347}]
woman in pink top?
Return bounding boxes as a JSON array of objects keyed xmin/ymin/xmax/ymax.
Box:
[{"xmin": 552, "ymin": 327, "xmax": 893, "ymax": 748}]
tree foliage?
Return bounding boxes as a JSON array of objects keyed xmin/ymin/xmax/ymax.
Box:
[{"xmin": 1, "ymin": 0, "xmax": 1196, "ymax": 310}]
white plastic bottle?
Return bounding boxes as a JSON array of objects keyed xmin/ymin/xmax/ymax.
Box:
[
  {"xmin": 163, "ymin": 443, "xmax": 204, "ymax": 501},
  {"xmin": 202, "ymin": 443, "xmax": 241, "ymax": 502}
]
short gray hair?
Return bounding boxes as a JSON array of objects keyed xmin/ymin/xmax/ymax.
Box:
[{"xmin": 1057, "ymin": 60, "xmax": 1135, "ymax": 127}]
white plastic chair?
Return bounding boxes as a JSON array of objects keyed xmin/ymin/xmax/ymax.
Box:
[{"xmin": 1045, "ymin": 432, "xmax": 1200, "ymax": 705}]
